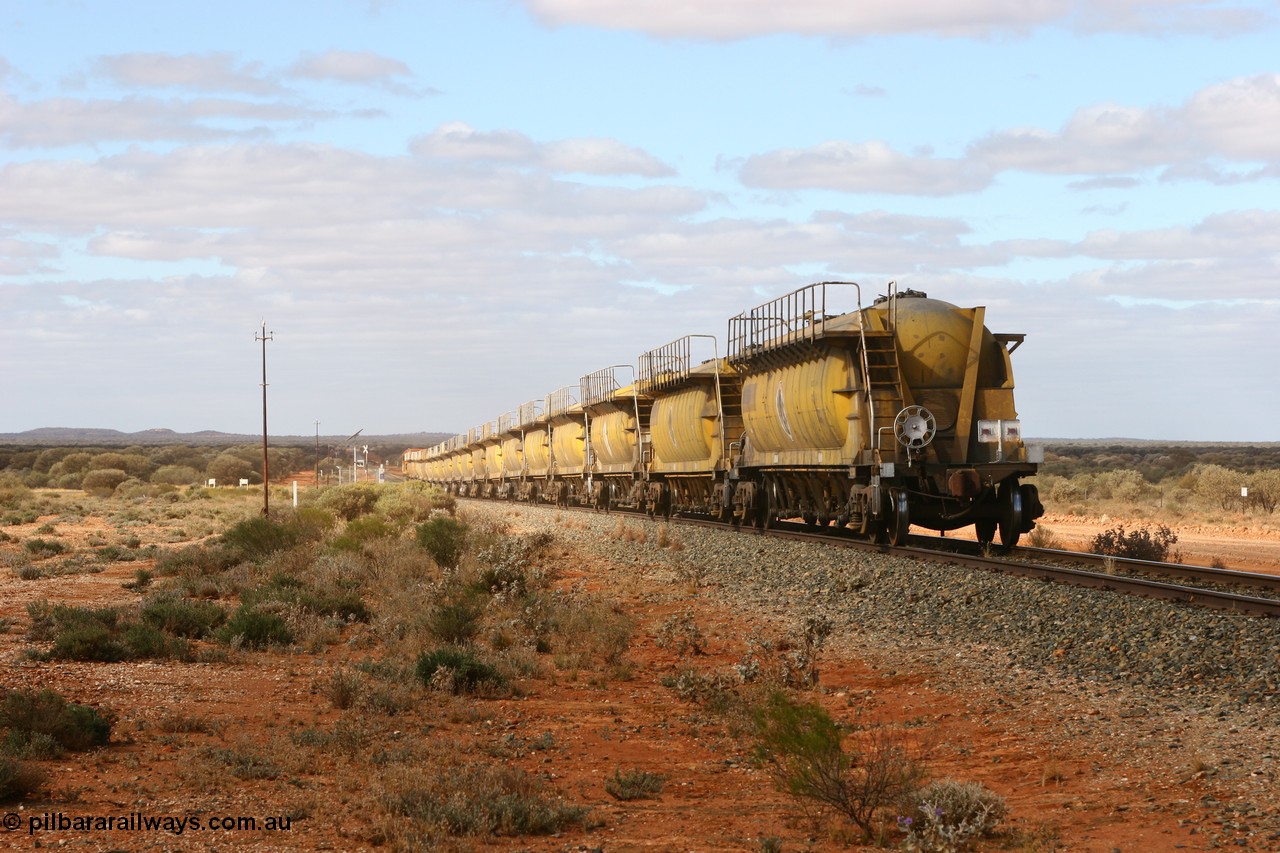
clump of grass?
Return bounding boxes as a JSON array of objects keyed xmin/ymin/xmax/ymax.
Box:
[
  {"xmin": 1025, "ymin": 525, "xmax": 1061, "ymax": 549},
  {"xmin": 318, "ymin": 667, "xmax": 365, "ymax": 710},
  {"xmin": 655, "ymin": 612, "xmax": 706, "ymax": 657},
  {"xmin": 23, "ymin": 538, "xmax": 67, "ymax": 558},
  {"xmin": 427, "ymin": 594, "xmax": 486, "ymax": 645},
  {"xmin": 0, "ymin": 756, "xmax": 46, "ymax": 802},
  {"xmin": 415, "ymin": 512, "xmax": 468, "ymax": 569},
  {"xmin": 382, "ymin": 763, "xmax": 589, "ymax": 839},
  {"xmin": 215, "ymin": 606, "xmax": 294, "ymax": 649},
  {"xmin": 240, "ymin": 573, "xmax": 370, "ymax": 623},
  {"xmin": 154, "ymin": 713, "xmax": 217, "ymax": 735},
  {"xmin": 415, "ymin": 648, "xmax": 505, "ymax": 695},
  {"xmin": 604, "ymin": 767, "xmax": 666, "ymax": 801},
  {"xmin": 208, "ymin": 743, "xmax": 282, "ymax": 780},
  {"xmin": 141, "ymin": 596, "xmax": 227, "ymax": 638}
]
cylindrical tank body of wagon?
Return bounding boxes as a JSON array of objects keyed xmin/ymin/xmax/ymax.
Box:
[
  {"xmin": 737, "ymin": 295, "xmax": 1029, "ymax": 468},
  {"xmin": 483, "ymin": 442, "xmax": 503, "ymax": 481},
  {"xmin": 738, "ymin": 354, "xmax": 857, "ymax": 467},
  {"xmin": 550, "ymin": 413, "xmax": 587, "ymax": 475},
  {"xmin": 522, "ymin": 426, "xmax": 551, "ymax": 478},
  {"xmin": 501, "ymin": 435, "xmax": 524, "ymax": 477},
  {"xmin": 649, "ymin": 385, "xmax": 724, "ymax": 474},
  {"xmin": 588, "ymin": 403, "xmax": 640, "ymax": 473}
]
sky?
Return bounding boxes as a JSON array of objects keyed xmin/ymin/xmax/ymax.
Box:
[{"xmin": 2, "ymin": 0, "xmax": 1278, "ymax": 442}]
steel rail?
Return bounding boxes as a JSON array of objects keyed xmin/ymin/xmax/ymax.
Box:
[
  {"xmin": 908, "ymin": 534, "xmax": 1280, "ymax": 594},
  {"xmin": 453, "ymin": 498, "xmax": 1280, "ymax": 617}
]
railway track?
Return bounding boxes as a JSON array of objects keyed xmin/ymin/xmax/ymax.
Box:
[{"xmin": 464, "ymin": 498, "xmax": 1280, "ymax": 618}]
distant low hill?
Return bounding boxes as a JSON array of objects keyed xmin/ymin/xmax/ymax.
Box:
[{"xmin": 0, "ymin": 427, "xmax": 454, "ymax": 448}]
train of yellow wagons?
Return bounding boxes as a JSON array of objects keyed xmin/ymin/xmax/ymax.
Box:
[{"xmin": 404, "ymin": 281, "xmax": 1043, "ymax": 546}]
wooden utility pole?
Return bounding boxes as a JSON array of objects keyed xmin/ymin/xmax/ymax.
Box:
[{"xmin": 256, "ymin": 322, "xmax": 274, "ymax": 516}]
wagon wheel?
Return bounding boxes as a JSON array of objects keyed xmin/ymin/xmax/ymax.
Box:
[
  {"xmin": 762, "ymin": 482, "xmax": 781, "ymax": 530},
  {"xmin": 888, "ymin": 489, "xmax": 910, "ymax": 547},
  {"xmin": 974, "ymin": 518, "xmax": 997, "ymax": 545},
  {"xmin": 998, "ymin": 481, "xmax": 1023, "ymax": 548}
]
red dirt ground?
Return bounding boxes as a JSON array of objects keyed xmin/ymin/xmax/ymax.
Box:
[{"xmin": 0, "ymin": 497, "xmax": 1276, "ymax": 851}]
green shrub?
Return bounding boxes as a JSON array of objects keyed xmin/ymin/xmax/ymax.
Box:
[
  {"xmin": 96, "ymin": 544, "xmax": 138, "ymax": 563},
  {"xmin": 81, "ymin": 468, "xmax": 129, "ymax": 496},
  {"xmin": 604, "ymin": 768, "xmax": 666, "ymax": 800},
  {"xmin": 122, "ymin": 622, "xmax": 190, "ymax": 659},
  {"xmin": 375, "ymin": 483, "xmax": 456, "ymax": 524},
  {"xmin": 428, "ymin": 596, "xmax": 485, "ymax": 645},
  {"xmin": 292, "ymin": 506, "xmax": 337, "ymax": 539},
  {"xmin": 331, "ymin": 515, "xmax": 396, "ymax": 552},
  {"xmin": 154, "ymin": 543, "xmax": 239, "ymax": 577},
  {"xmin": 221, "ymin": 516, "xmax": 303, "ymax": 562},
  {"xmin": 216, "ymin": 607, "xmax": 293, "ymax": 648},
  {"xmin": 49, "ymin": 620, "xmax": 131, "ymax": 662},
  {"xmin": 754, "ymin": 692, "xmax": 923, "ymax": 841},
  {"xmin": 23, "ymin": 538, "xmax": 67, "ymax": 558},
  {"xmin": 1089, "ymin": 524, "xmax": 1180, "ymax": 562},
  {"xmin": 37, "ymin": 605, "xmax": 129, "ymax": 662},
  {"xmin": 316, "ymin": 483, "xmax": 382, "ymax": 521},
  {"xmin": 415, "ymin": 513, "xmax": 468, "ymax": 569},
  {"xmin": 141, "ymin": 597, "xmax": 227, "ymax": 638},
  {"xmin": 0, "ymin": 688, "xmax": 112, "ymax": 752},
  {"xmin": 150, "ymin": 465, "xmax": 202, "ymax": 486},
  {"xmin": 241, "ymin": 574, "xmax": 370, "ymax": 623},
  {"xmin": 415, "ymin": 648, "xmax": 504, "ymax": 694}
]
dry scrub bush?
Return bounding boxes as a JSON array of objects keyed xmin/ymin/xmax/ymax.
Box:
[
  {"xmin": 898, "ymin": 778, "xmax": 1007, "ymax": 852},
  {"xmin": 605, "ymin": 767, "xmax": 666, "ymax": 800},
  {"xmin": 1089, "ymin": 523, "xmax": 1181, "ymax": 562},
  {"xmin": 655, "ymin": 611, "xmax": 707, "ymax": 657},
  {"xmin": 753, "ymin": 692, "xmax": 925, "ymax": 843},
  {"xmin": 0, "ymin": 756, "xmax": 46, "ymax": 802},
  {"xmin": 1025, "ymin": 525, "xmax": 1061, "ymax": 549},
  {"xmin": 378, "ymin": 762, "xmax": 589, "ymax": 842}
]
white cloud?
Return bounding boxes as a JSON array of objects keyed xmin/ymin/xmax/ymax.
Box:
[
  {"xmin": 542, "ymin": 138, "xmax": 675, "ymax": 177},
  {"xmin": 740, "ymin": 141, "xmax": 992, "ymax": 195},
  {"xmin": 521, "ymin": 0, "xmax": 1272, "ymax": 39},
  {"xmin": 0, "ymin": 93, "xmax": 331, "ymax": 148},
  {"xmin": 411, "ymin": 121, "xmax": 539, "ymax": 163},
  {"xmin": 1183, "ymin": 74, "xmax": 1280, "ymax": 161},
  {"xmin": 287, "ymin": 49, "xmax": 436, "ymax": 96},
  {"xmin": 92, "ymin": 52, "xmax": 280, "ymax": 95},
  {"xmin": 739, "ymin": 73, "xmax": 1280, "ymax": 195},
  {"xmin": 289, "ymin": 49, "xmax": 411, "ymax": 83},
  {"xmin": 411, "ymin": 121, "xmax": 676, "ymax": 176}
]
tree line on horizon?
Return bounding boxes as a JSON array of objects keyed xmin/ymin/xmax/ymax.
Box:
[
  {"xmin": 0, "ymin": 441, "xmax": 1278, "ymax": 513},
  {"xmin": 0, "ymin": 442, "xmax": 415, "ymax": 496}
]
